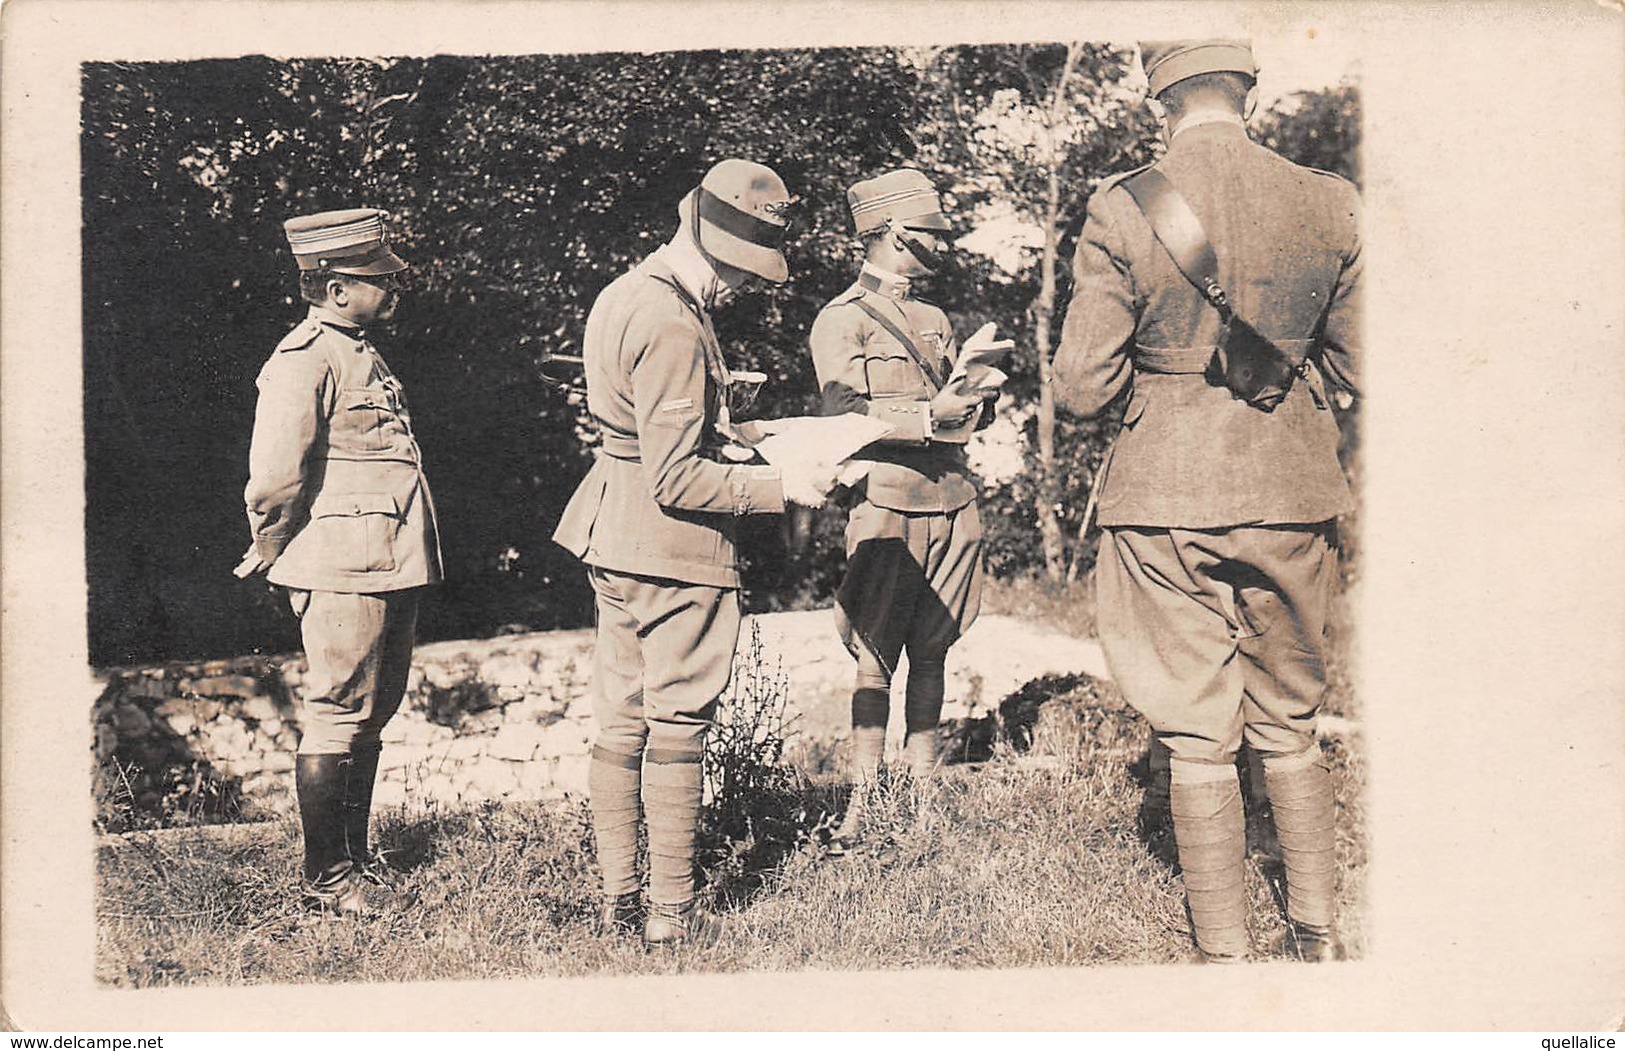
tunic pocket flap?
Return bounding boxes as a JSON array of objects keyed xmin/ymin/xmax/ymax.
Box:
[
  {"xmin": 311, "ymin": 491, "xmax": 399, "ymax": 519},
  {"xmin": 340, "ymin": 387, "xmax": 393, "ymax": 412}
]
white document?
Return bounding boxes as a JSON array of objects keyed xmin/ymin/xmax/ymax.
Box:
[
  {"xmin": 751, "ymin": 413, "xmax": 896, "ymax": 470},
  {"xmin": 947, "ymin": 322, "xmax": 1015, "ymax": 394}
]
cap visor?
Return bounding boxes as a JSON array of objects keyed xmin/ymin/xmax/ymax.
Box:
[{"xmin": 330, "ymin": 249, "xmax": 410, "ymax": 276}]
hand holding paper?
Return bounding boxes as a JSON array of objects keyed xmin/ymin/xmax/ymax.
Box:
[{"xmin": 950, "ymin": 322, "xmax": 1015, "ymax": 398}]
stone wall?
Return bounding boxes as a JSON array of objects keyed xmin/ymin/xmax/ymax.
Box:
[{"xmin": 92, "ymin": 610, "xmax": 1110, "ymax": 830}]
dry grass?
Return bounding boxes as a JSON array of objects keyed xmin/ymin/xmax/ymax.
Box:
[{"xmin": 96, "ymin": 666, "xmax": 1366, "ymax": 985}]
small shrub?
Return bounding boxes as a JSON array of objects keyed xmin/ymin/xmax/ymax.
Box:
[{"xmin": 699, "ymin": 621, "xmax": 831, "ymax": 907}]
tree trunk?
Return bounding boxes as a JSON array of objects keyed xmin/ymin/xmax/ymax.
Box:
[{"xmin": 1030, "ymin": 44, "xmax": 1082, "ymax": 582}]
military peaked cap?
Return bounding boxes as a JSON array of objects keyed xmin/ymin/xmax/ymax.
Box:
[
  {"xmin": 284, "ymin": 208, "xmax": 409, "ymax": 275},
  {"xmin": 1140, "ymin": 39, "xmax": 1257, "ymax": 97}
]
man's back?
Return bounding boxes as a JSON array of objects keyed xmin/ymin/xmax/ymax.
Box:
[{"xmin": 1055, "ymin": 121, "xmax": 1362, "ymax": 528}]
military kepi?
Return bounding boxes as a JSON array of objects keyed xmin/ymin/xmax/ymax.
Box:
[
  {"xmin": 284, "ymin": 208, "xmax": 409, "ymax": 275},
  {"xmin": 1140, "ymin": 39, "xmax": 1256, "ymax": 97},
  {"xmin": 847, "ymin": 168, "xmax": 952, "ymax": 235}
]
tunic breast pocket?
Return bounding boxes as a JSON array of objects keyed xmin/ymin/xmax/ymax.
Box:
[
  {"xmin": 862, "ymin": 346, "xmax": 921, "ymax": 397},
  {"xmin": 335, "ymin": 387, "xmax": 396, "ymax": 452},
  {"xmin": 308, "ymin": 491, "xmax": 401, "ymax": 573}
]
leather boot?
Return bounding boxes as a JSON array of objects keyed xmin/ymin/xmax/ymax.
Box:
[
  {"xmin": 297, "ymin": 753, "xmax": 353, "ymax": 888},
  {"xmin": 644, "ymin": 900, "xmax": 728, "ymax": 949},
  {"xmin": 598, "ymin": 891, "xmax": 645, "ymax": 937},
  {"xmin": 1170, "ymin": 763, "xmax": 1250, "ymax": 962},
  {"xmin": 298, "ymin": 753, "xmax": 412, "ymax": 916},
  {"xmin": 343, "ymin": 743, "xmax": 383, "ymax": 870}
]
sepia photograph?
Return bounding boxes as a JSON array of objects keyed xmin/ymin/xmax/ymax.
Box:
[
  {"xmin": 3, "ymin": 0, "xmax": 1623, "ymax": 1034},
  {"xmin": 81, "ymin": 35, "xmax": 1366, "ymax": 985}
]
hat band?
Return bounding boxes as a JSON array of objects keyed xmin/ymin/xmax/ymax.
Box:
[{"xmin": 697, "ymin": 187, "xmax": 786, "ymax": 250}]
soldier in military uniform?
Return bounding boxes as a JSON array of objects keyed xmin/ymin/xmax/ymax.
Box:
[
  {"xmin": 236, "ymin": 208, "xmax": 441, "ymax": 915},
  {"xmin": 553, "ymin": 159, "xmax": 836, "ymax": 946},
  {"xmin": 809, "ymin": 169, "xmax": 1004, "ymax": 845},
  {"xmin": 1053, "ymin": 41, "xmax": 1361, "ymax": 962}
]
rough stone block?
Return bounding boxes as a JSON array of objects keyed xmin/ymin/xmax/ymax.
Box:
[
  {"xmin": 552, "ymin": 755, "xmax": 589, "ymax": 796},
  {"xmin": 239, "ymin": 694, "xmax": 280, "ymax": 724},
  {"xmin": 488, "ymin": 725, "xmax": 543, "ymax": 762},
  {"xmin": 463, "ymin": 759, "xmax": 519, "ymax": 800},
  {"xmin": 514, "ymin": 758, "xmax": 553, "ymax": 796},
  {"xmin": 123, "ymin": 674, "xmax": 172, "ymax": 701},
  {"xmin": 261, "ymin": 750, "xmax": 294, "ymax": 774},
  {"xmin": 372, "ymin": 779, "xmax": 408, "ymax": 808},
  {"xmin": 563, "ymin": 692, "xmax": 594, "ymax": 721},
  {"xmin": 95, "ymin": 723, "xmax": 120, "ymax": 762},
  {"xmin": 540, "ymin": 720, "xmax": 590, "ymax": 757},
  {"xmin": 185, "ymin": 674, "xmax": 261, "ymax": 699},
  {"xmin": 112, "ymin": 705, "xmax": 151, "ymax": 738}
]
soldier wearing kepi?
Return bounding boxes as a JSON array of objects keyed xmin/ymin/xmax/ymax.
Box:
[
  {"xmin": 1053, "ymin": 41, "xmax": 1361, "ymax": 962},
  {"xmin": 553, "ymin": 159, "xmax": 836, "ymax": 946},
  {"xmin": 809, "ymin": 168, "xmax": 1005, "ymax": 847},
  {"xmin": 236, "ymin": 208, "xmax": 441, "ymax": 916}
]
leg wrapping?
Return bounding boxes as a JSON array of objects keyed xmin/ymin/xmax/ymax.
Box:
[
  {"xmin": 1264, "ymin": 750, "xmax": 1338, "ymax": 931},
  {"xmin": 589, "ymin": 745, "xmax": 643, "ymax": 898},
  {"xmin": 1170, "ymin": 765, "xmax": 1249, "ymax": 959}
]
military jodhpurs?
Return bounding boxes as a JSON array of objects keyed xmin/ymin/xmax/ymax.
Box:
[
  {"xmin": 1096, "ymin": 523, "xmax": 1338, "ymax": 766},
  {"xmin": 835, "ymin": 499, "xmax": 984, "ymax": 683},
  {"xmin": 588, "ymin": 566, "xmax": 738, "ymax": 763},
  {"xmin": 288, "ymin": 587, "xmax": 420, "ymax": 756}
]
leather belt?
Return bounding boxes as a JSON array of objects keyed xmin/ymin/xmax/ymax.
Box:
[{"xmin": 1134, "ymin": 344, "xmax": 1214, "ymax": 374}]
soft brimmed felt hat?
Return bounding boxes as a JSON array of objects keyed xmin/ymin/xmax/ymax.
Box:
[
  {"xmin": 1139, "ymin": 39, "xmax": 1257, "ymax": 97},
  {"xmin": 847, "ymin": 168, "xmax": 952, "ymax": 235},
  {"xmin": 679, "ymin": 159, "xmax": 795, "ymax": 283},
  {"xmin": 284, "ymin": 208, "xmax": 409, "ymax": 275}
]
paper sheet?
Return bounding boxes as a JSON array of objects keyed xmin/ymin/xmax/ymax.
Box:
[{"xmin": 750, "ymin": 412, "xmax": 896, "ymax": 470}]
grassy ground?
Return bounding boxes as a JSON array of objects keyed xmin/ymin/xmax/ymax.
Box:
[{"xmin": 97, "ymin": 654, "xmax": 1366, "ymax": 985}]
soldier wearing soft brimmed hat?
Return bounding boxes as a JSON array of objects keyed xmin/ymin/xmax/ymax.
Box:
[
  {"xmin": 236, "ymin": 207, "xmax": 441, "ymax": 916},
  {"xmin": 553, "ymin": 159, "xmax": 836, "ymax": 947},
  {"xmin": 1052, "ymin": 40, "xmax": 1362, "ymax": 962},
  {"xmin": 808, "ymin": 168, "xmax": 1010, "ymax": 848}
]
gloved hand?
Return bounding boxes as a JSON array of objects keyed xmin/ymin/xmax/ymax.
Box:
[
  {"xmin": 233, "ymin": 546, "xmax": 271, "ymax": 579},
  {"xmin": 780, "ymin": 460, "xmax": 839, "ymax": 509},
  {"xmin": 930, "ymin": 386, "xmax": 984, "ymax": 427}
]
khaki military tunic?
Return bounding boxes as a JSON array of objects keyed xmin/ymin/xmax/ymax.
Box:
[
  {"xmin": 810, "ymin": 264, "xmax": 985, "ymax": 671},
  {"xmin": 244, "ymin": 305, "xmax": 442, "ymax": 753},
  {"xmin": 1052, "ymin": 120, "xmax": 1362, "ymax": 765},
  {"xmin": 554, "ymin": 245, "xmax": 786, "ymax": 759}
]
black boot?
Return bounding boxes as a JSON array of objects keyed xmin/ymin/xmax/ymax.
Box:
[
  {"xmin": 297, "ymin": 752, "xmax": 411, "ymax": 917},
  {"xmin": 343, "ymin": 744, "xmax": 383, "ymax": 870},
  {"xmin": 297, "ymin": 753, "xmax": 353, "ymax": 888}
]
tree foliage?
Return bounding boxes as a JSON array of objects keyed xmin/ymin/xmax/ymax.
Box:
[{"xmin": 82, "ymin": 52, "xmax": 1361, "ymax": 664}]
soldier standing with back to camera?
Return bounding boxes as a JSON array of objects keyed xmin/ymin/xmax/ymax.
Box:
[
  {"xmin": 808, "ymin": 169, "xmax": 1004, "ymax": 849},
  {"xmin": 1053, "ymin": 41, "xmax": 1361, "ymax": 962},
  {"xmin": 236, "ymin": 208, "xmax": 441, "ymax": 915},
  {"xmin": 554, "ymin": 159, "xmax": 836, "ymax": 947}
]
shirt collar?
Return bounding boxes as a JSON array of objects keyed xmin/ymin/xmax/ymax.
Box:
[
  {"xmin": 1170, "ymin": 111, "xmax": 1248, "ymax": 140},
  {"xmin": 653, "ymin": 241, "xmax": 717, "ymax": 309},
  {"xmin": 858, "ymin": 261, "xmax": 911, "ymax": 300},
  {"xmin": 308, "ymin": 303, "xmax": 365, "ymax": 339}
]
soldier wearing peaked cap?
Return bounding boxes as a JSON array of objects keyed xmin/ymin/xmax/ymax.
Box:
[
  {"xmin": 553, "ymin": 159, "xmax": 837, "ymax": 947},
  {"xmin": 808, "ymin": 168, "xmax": 1008, "ymax": 849},
  {"xmin": 1052, "ymin": 40, "xmax": 1362, "ymax": 962},
  {"xmin": 236, "ymin": 207, "xmax": 441, "ymax": 916}
]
